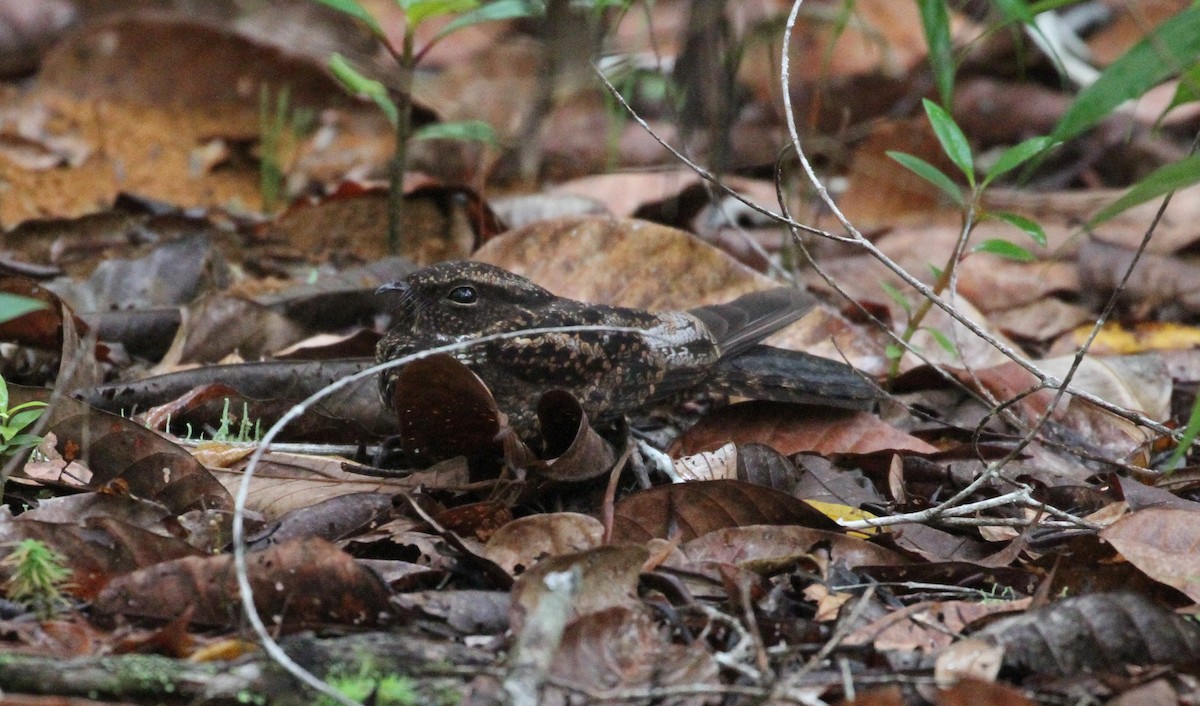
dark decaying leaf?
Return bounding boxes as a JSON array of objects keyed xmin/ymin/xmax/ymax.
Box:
[
  {"xmin": 10, "ymin": 385, "xmax": 232, "ymax": 514},
  {"xmin": 529, "ymin": 389, "xmax": 618, "ymax": 481},
  {"xmin": 674, "ymin": 401, "xmax": 939, "ymax": 457},
  {"xmin": 610, "ymin": 480, "xmax": 843, "ymax": 544},
  {"xmin": 0, "ymin": 516, "xmax": 202, "ymax": 600},
  {"xmin": 173, "ymin": 293, "xmax": 309, "ymax": 363},
  {"xmin": 246, "ymin": 491, "xmax": 396, "ymax": 550},
  {"xmin": 76, "ymin": 359, "xmax": 392, "ymax": 441},
  {"xmin": 973, "ymin": 592, "xmax": 1200, "ymax": 675},
  {"xmin": 93, "ymin": 537, "xmax": 395, "ymax": 629},
  {"xmin": 392, "ymin": 353, "xmax": 502, "ymax": 466},
  {"xmin": 390, "ymin": 590, "xmax": 511, "ymax": 634},
  {"xmin": 46, "ymin": 232, "xmax": 229, "ymax": 312}
]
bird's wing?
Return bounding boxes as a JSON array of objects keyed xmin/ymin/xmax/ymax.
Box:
[{"xmin": 686, "ymin": 287, "xmax": 816, "ymax": 359}]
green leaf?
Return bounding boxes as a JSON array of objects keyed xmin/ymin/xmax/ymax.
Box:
[
  {"xmin": 922, "ymin": 99, "xmax": 973, "ymax": 186},
  {"xmin": 989, "ymin": 0, "xmax": 1035, "ymax": 24},
  {"xmin": 971, "ymin": 238, "xmax": 1036, "ymax": 262},
  {"xmin": 992, "ymin": 211, "xmax": 1047, "ymax": 246},
  {"xmin": 0, "ymin": 293, "xmax": 46, "ymax": 326},
  {"xmin": 0, "ymin": 374, "xmax": 8, "ymax": 412},
  {"xmin": 413, "ymin": 120, "xmax": 498, "ymax": 145},
  {"xmin": 329, "ymin": 54, "xmax": 399, "ymax": 127},
  {"xmin": 5, "ymin": 433, "xmax": 43, "ymax": 450},
  {"xmin": 916, "ymin": 0, "xmax": 954, "ymax": 106},
  {"xmin": 982, "ymin": 136, "xmax": 1054, "ymax": 187},
  {"xmin": 7, "ymin": 409, "xmax": 43, "ymax": 435},
  {"xmin": 400, "ymin": 0, "xmax": 479, "ymax": 27},
  {"xmin": 439, "ymin": 0, "xmax": 538, "ymax": 37},
  {"xmin": 1053, "ymin": 4, "xmax": 1200, "ymax": 143},
  {"xmin": 1164, "ymin": 385, "xmax": 1200, "ymax": 473},
  {"xmin": 923, "ymin": 327, "xmax": 956, "ymax": 355},
  {"xmin": 1164, "ymin": 62, "xmax": 1200, "ymax": 118},
  {"xmin": 884, "ymin": 343, "xmax": 904, "ymax": 362},
  {"xmin": 1089, "ymin": 152, "xmax": 1200, "ymax": 226},
  {"xmin": 887, "ymin": 151, "xmax": 963, "ymax": 205},
  {"xmin": 314, "ymin": 0, "xmax": 385, "ymax": 38},
  {"xmin": 879, "ymin": 281, "xmax": 911, "ymax": 317}
]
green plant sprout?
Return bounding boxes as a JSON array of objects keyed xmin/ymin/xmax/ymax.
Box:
[
  {"xmin": 317, "ymin": 0, "xmax": 518, "ymax": 254},
  {"xmin": 0, "ymin": 375, "xmax": 47, "ymax": 461},
  {"xmin": 210, "ymin": 399, "xmax": 262, "ymax": 444},
  {"xmin": 319, "ymin": 662, "xmax": 419, "ymax": 706},
  {"xmin": 259, "ymin": 84, "xmax": 315, "ymax": 214},
  {"xmin": 884, "ymin": 98, "xmax": 1054, "ymax": 378},
  {"xmin": 2, "ymin": 538, "xmax": 72, "ymax": 619}
]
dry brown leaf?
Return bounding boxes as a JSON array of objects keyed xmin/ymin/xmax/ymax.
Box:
[
  {"xmin": 675, "ymin": 401, "xmax": 938, "ymax": 458},
  {"xmin": 483, "ymin": 513, "xmax": 605, "ymax": 575},
  {"xmin": 1100, "ymin": 508, "xmax": 1200, "ymax": 602}
]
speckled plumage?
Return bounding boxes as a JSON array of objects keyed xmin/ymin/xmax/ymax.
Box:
[{"xmin": 375, "ymin": 261, "xmax": 824, "ymax": 437}]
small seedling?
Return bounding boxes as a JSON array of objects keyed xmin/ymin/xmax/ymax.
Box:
[
  {"xmin": 0, "ymin": 375, "xmax": 47, "ymax": 461},
  {"xmin": 2, "ymin": 538, "xmax": 72, "ymax": 619},
  {"xmin": 319, "ymin": 0, "xmax": 514, "ymax": 253}
]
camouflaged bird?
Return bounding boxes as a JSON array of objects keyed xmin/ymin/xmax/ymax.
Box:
[{"xmin": 376, "ymin": 261, "xmax": 874, "ymax": 438}]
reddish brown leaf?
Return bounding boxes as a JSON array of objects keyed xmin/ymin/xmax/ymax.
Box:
[
  {"xmin": 680, "ymin": 525, "xmax": 909, "ymax": 572},
  {"xmin": 392, "ymin": 353, "xmax": 502, "ymax": 466},
  {"xmin": 93, "ymin": 537, "xmax": 394, "ymax": 629},
  {"xmin": 0, "ymin": 516, "xmax": 201, "ymax": 599},
  {"xmin": 611, "ymin": 480, "xmax": 843, "ymax": 544}
]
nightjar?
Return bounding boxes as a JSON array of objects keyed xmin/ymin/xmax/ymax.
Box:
[{"xmin": 376, "ymin": 261, "xmax": 873, "ymax": 438}]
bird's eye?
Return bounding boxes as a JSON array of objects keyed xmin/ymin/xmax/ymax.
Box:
[{"xmin": 447, "ymin": 285, "xmax": 478, "ymax": 305}]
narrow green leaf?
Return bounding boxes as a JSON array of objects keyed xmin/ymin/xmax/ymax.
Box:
[
  {"xmin": 1165, "ymin": 62, "xmax": 1200, "ymax": 117},
  {"xmin": 971, "ymin": 238, "xmax": 1036, "ymax": 262},
  {"xmin": 992, "ymin": 211, "xmax": 1047, "ymax": 246},
  {"xmin": 1164, "ymin": 388, "xmax": 1200, "ymax": 473},
  {"xmin": 7, "ymin": 409, "xmax": 43, "ymax": 434},
  {"xmin": 1089, "ymin": 152, "xmax": 1200, "ymax": 226},
  {"xmin": 5, "ymin": 434, "xmax": 43, "ymax": 450},
  {"xmin": 879, "ymin": 281, "xmax": 912, "ymax": 317},
  {"xmin": 885, "ymin": 343, "xmax": 904, "ymax": 362},
  {"xmin": 0, "ymin": 375, "xmax": 8, "ymax": 413},
  {"xmin": 923, "ymin": 328, "xmax": 957, "ymax": 356},
  {"xmin": 916, "ymin": 0, "xmax": 954, "ymax": 106},
  {"xmin": 1053, "ymin": 5, "xmax": 1200, "ymax": 142},
  {"xmin": 440, "ymin": 0, "xmax": 538, "ymax": 37},
  {"xmin": 922, "ymin": 99, "xmax": 973, "ymax": 186},
  {"xmin": 328, "ymin": 54, "xmax": 399, "ymax": 127},
  {"xmin": 983, "ymin": 136, "xmax": 1054, "ymax": 186},
  {"xmin": 0, "ymin": 293, "xmax": 46, "ymax": 326},
  {"xmin": 413, "ymin": 120, "xmax": 498, "ymax": 145},
  {"xmin": 314, "ymin": 0, "xmax": 385, "ymax": 38},
  {"xmin": 400, "ymin": 0, "xmax": 479, "ymax": 28},
  {"xmin": 928, "ymin": 263, "xmax": 943, "ymax": 280},
  {"xmin": 887, "ymin": 151, "xmax": 963, "ymax": 205}
]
